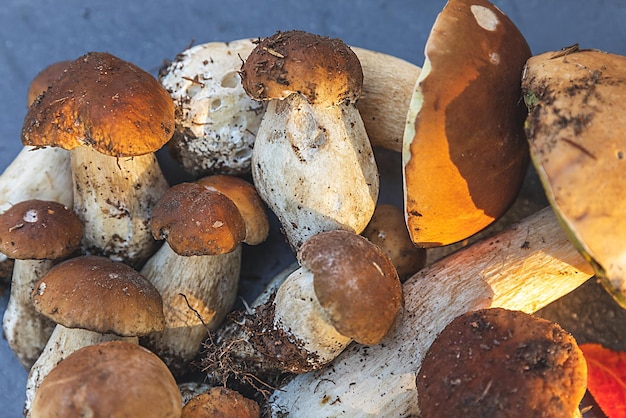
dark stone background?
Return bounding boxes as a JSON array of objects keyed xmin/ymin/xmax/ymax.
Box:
[{"xmin": 1, "ymin": 1, "xmax": 625, "ymax": 416}]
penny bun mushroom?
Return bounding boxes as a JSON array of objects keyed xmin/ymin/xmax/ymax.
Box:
[
  {"xmin": 416, "ymin": 308, "xmax": 587, "ymax": 417},
  {"xmin": 26, "ymin": 60, "xmax": 71, "ymax": 107},
  {"xmin": 0, "ymin": 199, "xmax": 83, "ymax": 368},
  {"xmin": 403, "ymin": 0, "xmax": 531, "ymax": 247},
  {"xmin": 21, "ymin": 51, "xmax": 173, "ymax": 267},
  {"xmin": 160, "ymin": 38, "xmax": 266, "ymax": 177},
  {"xmin": 31, "ymin": 340, "xmax": 182, "ymax": 418},
  {"xmin": 182, "ymin": 387, "xmax": 260, "ymax": 418},
  {"xmin": 241, "ymin": 30, "xmax": 379, "ymax": 250}
]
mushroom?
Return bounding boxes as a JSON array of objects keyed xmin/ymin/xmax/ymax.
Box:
[
  {"xmin": 361, "ymin": 203, "xmax": 426, "ymax": 281},
  {"xmin": 21, "ymin": 51, "xmax": 174, "ymax": 268},
  {"xmin": 0, "ymin": 199, "xmax": 83, "ymax": 368},
  {"xmin": 159, "ymin": 38, "xmax": 266, "ymax": 177},
  {"xmin": 26, "ymin": 60, "xmax": 72, "ymax": 107},
  {"xmin": 267, "ymin": 207, "xmax": 595, "ymax": 417},
  {"xmin": 416, "ymin": 307, "xmax": 587, "ymax": 417},
  {"xmin": 240, "ymin": 30, "xmax": 379, "ymax": 250},
  {"xmin": 203, "ymin": 229, "xmax": 402, "ymax": 385},
  {"xmin": 522, "ymin": 47, "xmax": 626, "ymax": 308},
  {"xmin": 403, "ymin": 0, "xmax": 531, "ymax": 247},
  {"xmin": 182, "ymin": 387, "xmax": 260, "ymax": 418},
  {"xmin": 24, "ymin": 255, "xmax": 165, "ymax": 417},
  {"xmin": 31, "ymin": 340, "xmax": 182, "ymax": 418},
  {"xmin": 140, "ymin": 177, "xmax": 267, "ymax": 376}
]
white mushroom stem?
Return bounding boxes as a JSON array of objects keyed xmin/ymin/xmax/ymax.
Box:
[
  {"xmin": 2, "ymin": 259, "xmax": 56, "ymax": 369},
  {"xmin": 268, "ymin": 206, "xmax": 595, "ymax": 417},
  {"xmin": 351, "ymin": 47, "xmax": 421, "ymax": 152},
  {"xmin": 23, "ymin": 325, "xmax": 137, "ymax": 417},
  {"xmin": 140, "ymin": 242, "xmax": 241, "ymax": 376},
  {"xmin": 252, "ymin": 93, "xmax": 378, "ymax": 250},
  {"xmin": 0, "ymin": 146, "xmax": 72, "ymax": 266},
  {"xmin": 71, "ymin": 146, "xmax": 168, "ymax": 268}
]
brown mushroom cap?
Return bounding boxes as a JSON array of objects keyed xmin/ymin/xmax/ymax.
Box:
[
  {"xmin": 31, "ymin": 340, "xmax": 182, "ymax": 418},
  {"xmin": 403, "ymin": 0, "xmax": 530, "ymax": 247},
  {"xmin": 150, "ymin": 182, "xmax": 246, "ymax": 256},
  {"xmin": 0, "ymin": 199, "xmax": 83, "ymax": 260},
  {"xmin": 361, "ymin": 203, "xmax": 426, "ymax": 281},
  {"xmin": 241, "ymin": 30, "xmax": 363, "ymax": 106},
  {"xmin": 32, "ymin": 255, "xmax": 165, "ymax": 336},
  {"xmin": 182, "ymin": 387, "xmax": 260, "ymax": 418},
  {"xmin": 299, "ymin": 229, "xmax": 403, "ymax": 345},
  {"xmin": 27, "ymin": 60, "xmax": 71, "ymax": 107},
  {"xmin": 417, "ymin": 308, "xmax": 587, "ymax": 418},
  {"xmin": 196, "ymin": 175, "xmax": 269, "ymax": 245},
  {"xmin": 21, "ymin": 51, "xmax": 175, "ymax": 157}
]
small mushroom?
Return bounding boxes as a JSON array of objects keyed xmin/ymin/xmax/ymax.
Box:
[
  {"xmin": 182, "ymin": 387, "xmax": 260, "ymax": 418},
  {"xmin": 417, "ymin": 308, "xmax": 587, "ymax": 417},
  {"xmin": 522, "ymin": 47, "xmax": 626, "ymax": 308},
  {"xmin": 0, "ymin": 200, "xmax": 83, "ymax": 368},
  {"xmin": 403, "ymin": 0, "xmax": 531, "ymax": 247},
  {"xmin": 26, "ymin": 60, "xmax": 71, "ymax": 107},
  {"xmin": 31, "ymin": 340, "xmax": 182, "ymax": 418},
  {"xmin": 24, "ymin": 255, "xmax": 165, "ymax": 417},
  {"xmin": 241, "ymin": 30, "xmax": 379, "ymax": 250},
  {"xmin": 21, "ymin": 51, "xmax": 174, "ymax": 267},
  {"xmin": 140, "ymin": 179, "xmax": 266, "ymax": 376},
  {"xmin": 159, "ymin": 38, "xmax": 266, "ymax": 177}
]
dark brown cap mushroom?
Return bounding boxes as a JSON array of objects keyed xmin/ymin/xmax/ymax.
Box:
[
  {"xmin": 403, "ymin": 0, "xmax": 530, "ymax": 247},
  {"xmin": 21, "ymin": 51, "xmax": 174, "ymax": 157},
  {"xmin": 300, "ymin": 229, "xmax": 403, "ymax": 345},
  {"xmin": 416, "ymin": 307, "xmax": 587, "ymax": 418},
  {"xmin": 0, "ymin": 199, "xmax": 82, "ymax": 260},
  {"xmin": 150, "ymin": 182, "xmax": 246, "ymax": 256},
  {"xmin": 196, "ymin": 175, "xmax": 269, "ymax": 246},
  {"xmin": 182, "ymin": 387, "xmax": 260, "ymax": 418},
  {"xmin": 26, "ymin": 60, "xmax": 71, "ymax": 107},
  {"xmin": 241, "ymin": 30, "xmax": 363, "ymax": 106},
  {"xmin": 32, "ymin": 255, "xmax": 165, "ymax": 336},
  {"xmin": 31, "ymin": 340, "xmax": 182, "ymax": 418}
]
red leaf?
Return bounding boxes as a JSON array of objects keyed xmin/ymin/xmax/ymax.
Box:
[{"xmin": 580, "ymin": 343, "xmax": 626, "ymax": 418}]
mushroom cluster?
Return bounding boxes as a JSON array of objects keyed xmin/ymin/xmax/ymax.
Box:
[{"xmin": 4, "ymin": 0, "xmax": 622, "ymax": 415}]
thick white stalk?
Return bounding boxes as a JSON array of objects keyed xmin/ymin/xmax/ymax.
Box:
[
  {"xmin": 140, "ymin": 242, "xmax": 241, "ymax": 375},
  {"xmin": 269, "ymin": 207, "xmax": 595, "ymax": 417},
  {"xmin": 2, "ymin": 259, "xmax": 56, "ymax": 369},
  {"xmin": 23, "ymin": 325, "xmax": 137, "ymax": 417},
  {"xmin": 71, "ymin": 146, "xmax": 168, "ymax": 268}
]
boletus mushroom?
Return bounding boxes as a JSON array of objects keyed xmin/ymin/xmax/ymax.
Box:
[
  {"xmin": 417, "ymin": 308, "xmax": 587, "ymax": 417},
  {"xmin": 522, "ymin": 47, "xmax": 626, "ymax": 308},
  {"xmin": 240, "ymin": 30, "xmax": 379, "ymax": 250},
  {"xmin": 403, "ymin": 0, "xmax": 530, "ymax": 247},
  {"xmin": 21, "ymin": 51, "xmax": 173, "ymax": 268}
]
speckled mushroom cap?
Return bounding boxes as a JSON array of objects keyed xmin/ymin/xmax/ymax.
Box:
[
  {"xmin": 31, "ymin": 340, "xmax": 182, "ymax": 418},
  {"xmin": 150, "ymin": 182, "xmax": 246, "ymax": 256},
  {"xmin": 240, "ymin": 30, "xmax": 363, "ymax": 106},
  {"xmin": 21, "ymin": 51, "xmax": 175, "ymax": 157},
  {"xmin": 32, "ymin": 255, "xmax": 165, "ymax": 337},
  {"xmin": 0, "ymin": 199, "xmax": 83, "ymax": 260},
  {"xmin": 26, "ymin": 60, "xmax": 71, "ymax": 107},
  {"xmin": 299, "ymin": 229, "xmax": 403, "ymax": 345},
  {"xmin": 196, "ymin": 175, "xmax": 269, "ymax": 246},
  {"xmin": 417, "ymin": 308, "xmax": 587, "ymax": 418},
  {"xmin": 182, "ymin": 387, "xmax": 260, "ymax": 418},
  {"xmin": 403, "ymin": 0, "xmax": 531, "ymax": 247}
]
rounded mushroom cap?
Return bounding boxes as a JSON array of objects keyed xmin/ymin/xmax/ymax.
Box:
[
  {"xmin": 241, "ymin": 30, "xmax": 363, "ymax": 106},
  {"xmin": 22, "ymin": 51, "xmax": 175, "ymax": 157},
  {"xmin": 0, "ymin": 199, "xmax": 83, "ymax": 260},
  {"xmin": 403, "ymin": 0, "xmax": 531, "ymax": 247},
  {"xmin": 196, "ymin": 175, "xmax": 269, "ymax": 245},
  {"xmin": 417, "ymin": 308, "xmax": 587, "ymax": 418},
  {"xmin": 31, "ymin": 340, "xmax": 182, "ymax": 418},
  {"xmin": 32, "ymin": 255, "xmax": 165, "ymax": 336},
  {"xmin": 182, "ymin": 387, "xmax": 260, "ymax": 418},
  {"xmin": 27, "ymin": 60, "xmax": 71, "ymax": 107},
  {"xmin": 150, "ymin": 182, "xmax": 246, "ymax": 256},
  {"xmin": 299, "ymin": 229, "xmax": 403, "ymax": 345}
]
